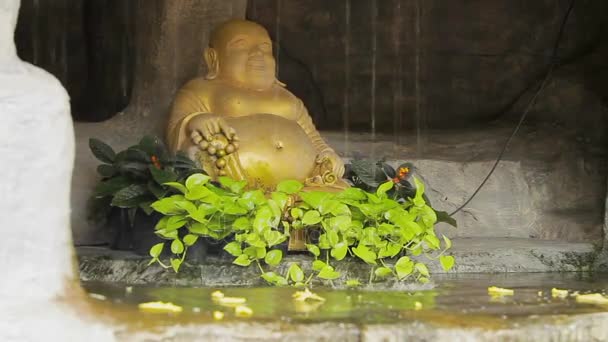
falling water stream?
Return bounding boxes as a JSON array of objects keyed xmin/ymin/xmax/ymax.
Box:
[
  {"xmin": 369, "ymin": 0, "xmax": 378, "ymax": 161},
  {"xmin": 343, "ymin": 0, "xmax": 351, "ymax": 156}
]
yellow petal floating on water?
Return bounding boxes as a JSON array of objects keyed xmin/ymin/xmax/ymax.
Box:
[
  {"xmin": 88, "ymin": 293, "xmax": 107, "ymax": 301},
  {"xmin": 211, "ymin": 290, "xmax": 225, "ymax": 300},
  {"xmin": 488, "ymin": 286, "xmax": 514, "ymax": 296},
  {"xmin": 138, "ymin": 301, "xmax": 183, "ymax": 314},
  {"xmin": 293, "ymin": 288, "xmax": 326, "ymax": 302},
  {"xmin": 211, "ymin": 290, "xmax": 247, "ymax": 306},
  {"xmin": 414, "ymin": 301, "xmax": 423, "ymax": 310},
  {"xmin": 213, "ymin": 311, "xmax": 225, "ymax": 320},
  {"xmin": 576, "ymin": 293, "xmax": 608, "ymax": 305},
  {"xmin": 235, "ymin": 305, "xmax": 253, "ymax": 317},
  {"xmin": 551, "ymin": 288, "xmax": 569, "ymax": 298}
]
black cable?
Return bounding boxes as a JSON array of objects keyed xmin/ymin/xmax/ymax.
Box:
[{"xmin": 449, "ymin": 0, "xmax": 576, "ymax": 216}]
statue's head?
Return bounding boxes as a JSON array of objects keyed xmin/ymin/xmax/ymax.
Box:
[{"xmin": 205, "ymin": 19, "xmax": 276, "ymax": 91}]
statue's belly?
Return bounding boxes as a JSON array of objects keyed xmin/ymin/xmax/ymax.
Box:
[{"xmin": 226, "ymin": 114, "xmax": 317, "ymax": 189}]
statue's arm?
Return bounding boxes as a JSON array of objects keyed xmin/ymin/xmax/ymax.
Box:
[
  {"xmin": 295, "ymin": 100, "xmax": 345, "ymax": 179},
  {"xmin": 294, "ymin": 100, "xmax": 333, "ymax": 154},
  {"xmin": 166, "ymin": 87, "xmax": 212, "ymax": 152}
]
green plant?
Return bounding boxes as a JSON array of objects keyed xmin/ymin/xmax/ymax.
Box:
[
  {"xmin": 88, "ymin": 135, "xmax": 202, "ymax": 225},
  {"xmin": 148, "ymin": 173, "xmax": 456, "ymax": 284},
  {"xmin": 345, "ymin": 159, "xmax": 457, "ymax": 227}
]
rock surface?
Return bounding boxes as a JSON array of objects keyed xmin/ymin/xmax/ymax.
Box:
[{"xmin": 77, "ymin": 238, "xmax": 597, "ymax": 286}]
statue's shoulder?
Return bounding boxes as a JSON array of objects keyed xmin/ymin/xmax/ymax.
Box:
[
  {"xmin": 179, "ymin": 77, "xmax": 217, "ymax": 94},
  {"xmin": 272, "ymin": 82, "xmax": 301, "ymax": 104}
]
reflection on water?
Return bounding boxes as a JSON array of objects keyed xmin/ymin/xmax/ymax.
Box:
[{"xmin": 82, "ymin": 272, "xmax": 608, "ymax": 329}]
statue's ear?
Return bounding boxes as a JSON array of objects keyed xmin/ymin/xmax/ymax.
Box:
[{"xmin": 204, "ymin": 47, "xmax": 219, "ymax": 80}]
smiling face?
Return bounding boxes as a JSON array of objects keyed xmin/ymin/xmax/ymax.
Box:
[{"xmin": 210, "ymin": 20, "xmax": 276, "ymax": 91}]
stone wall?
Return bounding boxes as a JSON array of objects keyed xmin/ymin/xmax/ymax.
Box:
[{"xmin": 248, "ymin": 0, "xmax": 608, "ymax": 137}]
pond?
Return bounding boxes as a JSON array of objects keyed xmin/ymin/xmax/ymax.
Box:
[{"xmin": 82, "ymin": 272, "xmax": 608, "ymax": 330}]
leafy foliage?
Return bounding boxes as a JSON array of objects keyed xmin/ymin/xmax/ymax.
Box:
[
  {"xmin": 88, "ymin": 136, "xmax": 203, "ymax": 227},
  {"xmin": 148, "ymin": 173, "xmax": 456, "ymax": 285},
  {"xmin": 344, "ymin": 159, "xmax": 457, "ymax": 228}
]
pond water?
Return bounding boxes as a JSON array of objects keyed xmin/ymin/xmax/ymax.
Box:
[{"xmin": 82, "ymin": 272, "xmax": 608, "ymax": 330}]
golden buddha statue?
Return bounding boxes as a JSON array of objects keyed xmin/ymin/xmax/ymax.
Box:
[{"xmin": 167, "ymin": 19, "xmax": 346, "ymax": 191}]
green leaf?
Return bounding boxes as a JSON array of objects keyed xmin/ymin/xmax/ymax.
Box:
[
  {"xmin": 163, "ymin": 182, "xmax": 188, "ymax": 195},
  {"xmin": 317, "ymin": 265, "xmax": 341, "ymax": 280},
  {"xmin": 185, "ymin": 173, "xmax": 211, "ymax": 190},
  {"xmin": 327, "ymin": 216, "xmax": 352, "ymax": 231},
  {"xmin": 264, "ymin": 230, "xmax": 286, "ymax": 247},
  {"xmin": 166, "ymin": 215, "xmax": 187, "ymax": 230},
  {"xmin": 151, "ymin": 195, "xmax": 186, "ymax": 215},
  {"xmin": 89, "ymin": 138, "xmax": 116, "ymax": 163},
  {"xmin": 318, "ymin": 199, "xmax": 340, "ymax": 215},
  {"xmin": 290, "ymin": 208, "xmax": 304, "ymax": 219},
  {"xmin": 336, "ymin": 187, "xmax": 367, "ymax": 201},
  {"xmin": 147, "ymin": 181, "xmax": 167, "ymax": 199},
  {"xmin": 374, "ymin": 267, "xmax": 393, "ymax": 278},
  {"xmin": 183, "ymin": 234, "xmax": 198, "ymax": 247},
  {"xmin": 223, "ymin": 201, "xmax": 248, "ymax": 215},
  {"xmin": 330, "ymin": 242, "xmax": 348, "ymax": 261},
  {"xmin": 306, "ymin": 244, "xmax": 320, "ymax": 257},
  {"xmin": 288, "ymin": 263, "xmax": 305, "ymax": 282},
  {"xmin": 327, "ymin": 230, "xmax": 339, "ymax": 247},
  {"xmin": 238, "ymin": 190, "xmax": 267, "ymax": 210},
  {"xmin": 346, "ymin": 279, "xmax": 361, "ymax": 287},
  {"xmin": 111, "ymin": 184, "xmax": 149, "ymax": 208},
  {"xmin": 352, "ymin": 244, "xmax": 377, "ymax": 265},
  {"xmin": 318, "ymin": 234, "xmax": 330, "ymax": 249},
  {"xmin": 175, "ymin": 200, "xmax": 197, "ymax": 216},
  {"xmin": 219, "ymin": 176, "xmax": 247, "ymax": 194},
  {"xmin": 171, "ymin": 239, "xmax": 184, "ymax": 254},
  {"xmin": 149, "ymin": 243, "xmax": 164, "ymax": 258},
  {"xmin": 233, "ymin": 254, "xmax": 251, "ymax": 266},
  {"xmin": 376, "ymin": 181, "xmax": 394, "ymax": 199},
  {"xmin": 232, "ymin": 217, "xmax": 250, "ymax": 231},
  {"xmin": 395, "ymin": 256, "xmax": 414, "ymax": 279},
  {"xmin": 312, "ymin": 259, "xmax": 326, "ymax": 271},
  {"xmin": 299, "ymin": 191, "xmax": 332, "ymax": 209},
  {"xmin": 436, "ymin": 210, "xmax": 458, "ymax": 228},
  {"xmin": 185, "ymin": 183, "xmax": 213, "ymax": 201},
  {"xmin": 261, "ymin": 272, "xmax": 288, "ymax": 286},
  {"xmin": 424, "ymin": 234, "xmax": 441, "ymax": 249},
  {"xmin": 419, "ymin": 276, "xmax": 429, "ymax": 284},
  {"xmin": 442, "ymin": 235, "xmax": 452, "ymax": 249},
  {"xmin": 244, "ymin": 246, "xmax": 266, "ymax": 259},
  {"xmin": 440, "ymin": 255, "xmax": 455, "ymax": 271},
  {"xmin": 139, "ymin": 201, "xmax": 154, "ymax": 215},
  {"xmin": 330, "ymin": 203, "xmax": 351, "ymax": 217},
  {"xmin": 415, "ymin": 263, "xmax": 430, "ymax": 277},
  {"xmin": 413, "ymin": 177, "xmax": 426, "ymax": 207},
  {"xmin": 271, "ymin": 192, "xmax": 289, "ymax": 210},
  {"xmin": 224, "ymin": 242, "xmax": 243, "ymax": 256},
  {"xmin": 156, "ymin": 228, "xmax": 178, "ymax": 239},
  {"xmin": 97, "ymin": 164, "xmax": 116, "ymax": 177},
  {"xmin": 276, "ymin": 180, "xmax": 303, "ymax": 194},
  {"xmin": 170, "ymin": 258, "xmax": 182, "ymax": 272},
  {"xmin": 93, "ymin": 176, "xmax": 131, "ymax": 197},
  {"xmin": 150, "ymin": 166, "xmax": 178, "ymax": 185},
  {"xmin": 302, "ymin": 210, "xmax": 322, "ymax": 225},
  {"xmin": 264, "ymin": 249, "xmax": 283, "ymax": 266}
]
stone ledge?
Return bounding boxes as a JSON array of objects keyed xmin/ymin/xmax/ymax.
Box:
[
  {"xmin": 77, "ymin": 238, "xmax": 599, "ymax": 286},
  {"xmin": 112, "ymin": 314, "xmax": 608, "ymax": 342}
]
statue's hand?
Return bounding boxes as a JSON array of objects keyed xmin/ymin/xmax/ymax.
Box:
[
  {"xmin": 188, "ymin": 114, "xmax": 238, "ymax": 143},
  {"xmin": 315, "ymin": 149, "xmax": 345, "ymax": 178}
]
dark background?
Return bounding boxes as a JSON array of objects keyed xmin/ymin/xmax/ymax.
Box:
[{"xmin": 14, "ymin": 0, "xmax": 608, "ymax": 141}]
